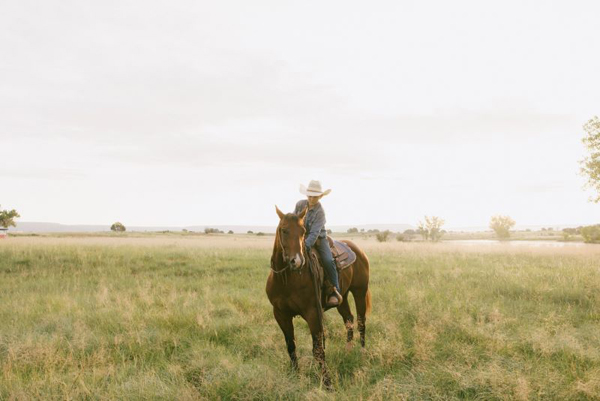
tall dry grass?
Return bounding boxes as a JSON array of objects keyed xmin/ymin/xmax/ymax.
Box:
[{"xmin": 1, "ymin": 235, "xmax": 600, "ymax": 399}]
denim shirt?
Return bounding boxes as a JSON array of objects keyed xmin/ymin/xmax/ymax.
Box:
[{"xmin": 294, "ymin": 199, "xmax": 327, "ymax": 249}]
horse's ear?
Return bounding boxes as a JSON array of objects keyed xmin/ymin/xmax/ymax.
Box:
[
  {"xmin": 275, "ymin": 205, "xmax": 286, "ymax": 220},
  {"xmin": 297, "ymin": 206, "xmax": 308, "ymax": 220}
]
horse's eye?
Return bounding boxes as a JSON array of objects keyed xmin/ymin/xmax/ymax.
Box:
[{"xmin": 282, "ymin": 229, "xmax": 289, "ymax": 235}]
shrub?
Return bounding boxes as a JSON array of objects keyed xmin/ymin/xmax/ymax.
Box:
[
  {"xmin": 376, "ymin": 230, "xmax": 391, "ymax": 242},
  {"xmin": 204, "ymin": 228, "xmax": 223, "ymax": 234},
  {"xmin": 562, "ymin": 228, "xmax": 578, "ymax": 241},
  {"xmin": 347, "ymin": 227, "xmax": 359, "ymax": 233},
  {"xmin": 396, "ymin": 233, "xmax": 411, "ymax": 242},
  {"xmin": 397, "ymin": 230, "xmax": 415, "ymax": 242},
  {"xmin": 580, "ymin": 225, "xmax": 600, "ymax": 243}
]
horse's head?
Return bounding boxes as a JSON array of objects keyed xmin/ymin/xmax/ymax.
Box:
[{"xmin": 275, "ymin": 205, "xmax": 308, "ymax": 269}]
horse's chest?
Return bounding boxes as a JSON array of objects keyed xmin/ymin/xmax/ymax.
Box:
[{"xmin": 267, "ymin": 277, "xmax": 315, "ymax": 315}]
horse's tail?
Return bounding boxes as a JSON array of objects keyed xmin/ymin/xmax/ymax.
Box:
[{"xmin": 365, "ymin": 288, "xmax": 372, "ymax": 316}]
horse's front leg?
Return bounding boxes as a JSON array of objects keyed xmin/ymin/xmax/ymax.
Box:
[
  {"xmin": 305, "ymin": 310, "xmax": 332, "ymax": 389},
  {"xmin": 273, "ymin": 307, "xmax": 298, "ymax": 370}
]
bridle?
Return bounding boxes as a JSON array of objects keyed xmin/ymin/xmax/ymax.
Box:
[{"xmin": 270, "ymin": 226, "xmax": 307, "ymax": 276}]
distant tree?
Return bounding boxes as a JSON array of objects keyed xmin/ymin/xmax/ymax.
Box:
[
  {"xmin": 110, "ymin": 222, "xmax": 126, "ymax": 232},
  {"xmin": 228, "ymin": 230, "xmax": 234, "ymax": 234},
  {"xmin": 403, "ymin": 229, "xmax": 416, "ymax": 236},
  {"xmin": 580, "ymin": 116, "xmax": 600, "ymax": 202},
  {"xmin": 0, "ymin": 206, "xmax": 20, "ymax": 228},
  {"xmin": 360, "ymin": 228, "xmax": 365, "ymax": 232},
  {"xmin": 204, "ymin": 228, "xmax": 223, "ymax": 234},
  {"xmin": 256, "ymin": 232, "xmax": 265, "ymax": 236},
  {"xmin": 489, "ymin": 215, "xmax": 515, "ymax": 239},
  {"xmin": 347, "ymin": 227, "xmax": 359, "ymax": 234},
  {"xmin": 326, "ymin": 229, "xmax": 332, "ymax": 235},
  {"xmin": 247, "ymin": 230, "xmax": 254, "ymax": 234},
  {"xmin": 417, "ymin": 216, "xmax": 445, "ymax": 242},
  {"xmin": 376, "ymin": 230, "xmax": 391, "ymax": 242},
  {"xmin": 182, "ymin": 229, "xmax": 188, "ymax": 233}
]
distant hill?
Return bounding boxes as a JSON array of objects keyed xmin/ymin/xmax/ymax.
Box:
[
  {"xmin": 13, "ymin": 222, "xmax": 113, "ymax": 233},
  {"xmin": 12, "ymin": 222, "xmax": 585, "ymax": 234},
  {"xmin": 12, "ymin": 222, "xmax": 415, "ymax": 234},
  {"xmin": 329, "ymin": 224, "xmax": 415, "ymax": 233}
]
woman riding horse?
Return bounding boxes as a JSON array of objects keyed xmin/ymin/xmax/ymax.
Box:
[
  {"xmin": 266, "ymin": 180, "xmax": 371, "ymax": 388},
  {"xmin": 294, "ymin": 180, "xmax": 343, "ymax": 307}
]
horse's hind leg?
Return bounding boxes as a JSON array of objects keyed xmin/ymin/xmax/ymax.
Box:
[
  {"xmin": 353, "ymin": 288, "xmax": 368, "ymax": 347},
  {"xmin": 273, "ymin": 308, "xmax": 298, "ymax": 370},
  {"xmin": 337, "ymin": 296, "xmax": 354, "ymax": 351}
]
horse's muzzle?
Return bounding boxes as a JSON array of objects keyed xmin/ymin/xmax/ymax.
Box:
[{"xmin": 288, "ymin": 253, "xmax": 305, "ymax": 269}]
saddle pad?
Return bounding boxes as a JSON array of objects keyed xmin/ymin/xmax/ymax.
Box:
[{"xmin": 327, "ymin": 236, "xmax": 357, "ymax": 271}]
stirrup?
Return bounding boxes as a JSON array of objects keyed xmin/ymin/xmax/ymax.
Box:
[{"xmin": 327, "ymin": 289, "xmax": 343, "ymax": 307}]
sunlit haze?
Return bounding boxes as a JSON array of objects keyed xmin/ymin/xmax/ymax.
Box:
[{"xmin": 2, "ymin": 0, "xmax": 599, "ymax": 229}]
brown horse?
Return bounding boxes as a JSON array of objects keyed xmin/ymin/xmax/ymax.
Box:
[{"xmin": 266, "ymin": 206, "xmax": 371, "ymax": 387}]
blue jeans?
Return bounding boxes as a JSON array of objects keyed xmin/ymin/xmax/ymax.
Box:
[{"xmin": 312, "ymin": 237, "xmax": 340, "ymax": 293}]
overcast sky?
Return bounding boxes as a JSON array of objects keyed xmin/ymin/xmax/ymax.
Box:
[{"xmin": 1, "ymin": 0, "xmax": 599, "ymax": 228}]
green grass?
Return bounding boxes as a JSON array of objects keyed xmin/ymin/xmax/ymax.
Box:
[{"xmin": 1, "ymin": 238, "xmax": 600, "ymax": 400}]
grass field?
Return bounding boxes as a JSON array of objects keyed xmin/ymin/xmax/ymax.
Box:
[{"xmin": 2, "ymin": 235, "xmax": 600, "ymax": 400}]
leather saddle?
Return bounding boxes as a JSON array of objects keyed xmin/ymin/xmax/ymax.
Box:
[{"xmin": 326, "ymin": 236, "xmax": 357, "ymax": 271}]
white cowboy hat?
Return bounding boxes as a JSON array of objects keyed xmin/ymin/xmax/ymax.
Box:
[{"xmin": 299, "ymin": 180, "xmax": 332, "ymax": 197}]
